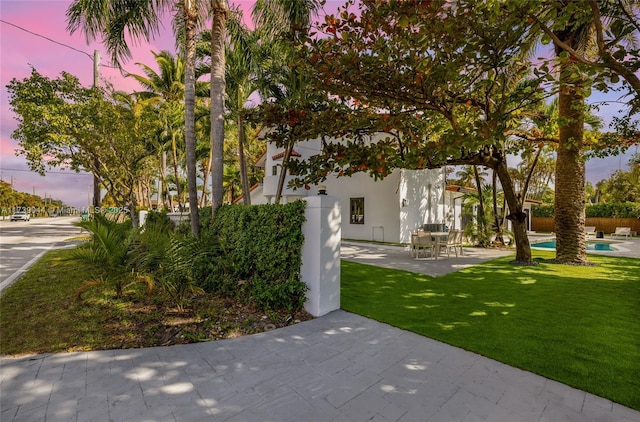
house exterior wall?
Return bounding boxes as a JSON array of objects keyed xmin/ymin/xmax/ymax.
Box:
[
  {"xmin": 399, "ymin": 169, "xmax": 447, "ymax": 243},
  {"xmin": 251, "ymin": 134, "xmax": 460, "ymax": 244},
  {"xmin": 323, "ymin": 171, "xmax": 402, "ymax": 243},
  {"xmin": 262, "ymin": 138, "xmax": 320, "ymax": 202}
]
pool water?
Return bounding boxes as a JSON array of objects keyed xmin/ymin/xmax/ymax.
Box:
[{"xmin": 532, "ymin": 240, "xmax": 617, "ymax": 251}]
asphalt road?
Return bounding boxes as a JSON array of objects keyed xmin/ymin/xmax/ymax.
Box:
[{"xmin": 0, "ymin": 216, "xmax": 83, "ymax": 294}]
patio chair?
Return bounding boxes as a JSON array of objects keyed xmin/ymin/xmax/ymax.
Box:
[
  {"xmin": 412, "ymin": 231, "xmax": 436, "ymax": 259},
  {"xmin": 585, "ymin": 226, "xmax": 597, "ymax": 238},
  {"xmin": 438, "ymin": 230, "xmax": 462, "ymax": 258},
  {"xmin": 453, "ymin": 230, "xmax": 464, "ymax": 256},
  {"xmin": 612, "ymin": 227, "xmax": 632, "ymax": 239}
]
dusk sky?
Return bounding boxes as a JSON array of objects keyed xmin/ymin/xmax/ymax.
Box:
[{"xmin": 0, "ymin": 1, "xmax": 636, "ymax": 209}]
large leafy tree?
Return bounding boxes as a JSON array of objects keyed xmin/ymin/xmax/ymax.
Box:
[
  {"xmin": 291, "ymin": 0, "xmax": 551, "ymax": 264},
  {"xmin": 67, "ymin": 0, "xmax": 207, "ymax": 235},
  {"xmin": 250, "ymin": 0, "xmax": 321, "ymax": 204},
  {"xmin": 523, "ymin": 0, "xmax": 640, "ymax": 263},
  {"xmin": 7, "ymin": 70, "xmax": 157, "ymax": 226},
  {"xmin": 594, "ymin": 153, "xmax": 640, "ymax": 203}
]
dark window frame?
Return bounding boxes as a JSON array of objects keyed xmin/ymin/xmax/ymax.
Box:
[{"xmin": 350, "ymin": 197, "xmax": 365, "ymax": 224}]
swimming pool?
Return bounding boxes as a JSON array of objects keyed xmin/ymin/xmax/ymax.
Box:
[{"xmin": 532, "ymin": 239, "xmax": 617, "ymax": 251}]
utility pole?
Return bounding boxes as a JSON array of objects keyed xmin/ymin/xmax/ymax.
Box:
[{"xmin": 92, "ymin": 49, "xmax": 101, "ymax": 208}]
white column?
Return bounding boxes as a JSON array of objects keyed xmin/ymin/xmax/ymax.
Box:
[
  {"xmin": 301, "ymin": 195, "xmax": 341, "ymax": 317},
  {"xmin": 139, "ymin": 210, "xmax": 149, "ymax": 227}
]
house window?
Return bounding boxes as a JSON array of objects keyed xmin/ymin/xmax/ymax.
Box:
[
  {"xmin": 272, "ymin": 165, "xmax": 278, "ymax": 176},
  {"xmin": 350, "ymin": 197, "xmax": 365, "ymax": 224}
]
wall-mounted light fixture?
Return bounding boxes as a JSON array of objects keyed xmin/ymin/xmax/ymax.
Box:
[{"xmin": 318, "ymin": 185, "xmax": 327, "ymax": 195}]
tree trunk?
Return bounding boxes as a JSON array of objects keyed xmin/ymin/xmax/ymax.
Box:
[
  {"xmin": 161, "ymin": 150, "xmax": 171, "ymax": 210},
  {"xmin": 238, "ymin": 114, "xmax": 251, "ymax": 205},
  {"xmin": 93, "ymin": 166, "xmax": 101, "ymax": 207},
  {"xmin": 492, "ymin": 169, "xmax": 504, "ymax": 245},
  {"xmin": 494, "ymin": 159, "xmax": 533, "ymax": 264},
  {"xmin": 554, "ymin": 28, "xmax": 587, "ymax": 264},
  {"xmin": 128, "ymin": 183, "xmax": 139, "ymax": 229},
  {"xmin": 554, "ymin": 78, "xmax": 587, "ymax": 263},
  {"xmin": 275, "ymin": 142, "xmax": 292, "ymax": 204},
  {"xmin": 210, "ymin": 0, "xmax": 228, "ymax": 217},
  {"xmin": 183, "ymin": 1, "xmax": 200, "ymax": 236},
  {"xmin": 171, "ymin": 133, "xmax": 183, "ymax": 212},
  {"xmin": 200, "ymin": 155, "xmax": 212, "ymax": 207},
  {"xmin": 473, "ymin": 165, "xmax": 487, "ymax": 246}
]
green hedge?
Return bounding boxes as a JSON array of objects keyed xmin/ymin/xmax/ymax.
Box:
[
  {"xmin": 585, "ymin": 203, "xmax": 640, "ymax": 218},
  {"xmin": 531, "ymin": 204, "xmax": 554, "ymax": 217},
  {"xmin": 532, "ymin": 202, "xmax": 640, "ymax": 218},
  {"xmin": 199, "ymin": 201, "xmax": 308, "ymax": 311}
]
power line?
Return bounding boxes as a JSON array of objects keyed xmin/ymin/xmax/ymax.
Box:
[
  {"xmin": 0, "ymin": 167, "xmax": 92, "ymax": 176},
  {"xmin": 0, "ymin": 19, "xmax": 119, "ymax": 69}
]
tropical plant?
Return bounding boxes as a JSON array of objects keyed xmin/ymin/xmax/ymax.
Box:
[
  {"xmin": 462, "ymin": 184, "xmax": 494, "ymax": 247},
  {"xmin": 72, "ymin": 214, "xmax": 152, "ymax": 299},
  {"xmin": 67, "ymin": 0, "xmax": 208, "ymax": 235},
  {"xmin": 522, "ymin": 0, "xmax": 640, "ymax": 263},
  {"xmin": 154, "ymin": 235, "xmax": 206, "ymax": 312}
]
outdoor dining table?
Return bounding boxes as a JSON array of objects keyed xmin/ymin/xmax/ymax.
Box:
[{"xmin": 411, "ymin": 231, "xmax": 451, "ymax": 259}]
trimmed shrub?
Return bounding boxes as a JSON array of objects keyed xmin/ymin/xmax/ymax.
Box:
[
  {"xmin": 532, "ymin": 202, "xmax": 640, "ymax": 218},
  {"xmin": 197, "ymin": 201, "xmax": 307, "ymax": 311}
]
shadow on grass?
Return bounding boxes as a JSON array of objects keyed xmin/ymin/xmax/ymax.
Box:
[{"xmin": 341, "ymin": 251, "xmax": 640, "ymax": 410}]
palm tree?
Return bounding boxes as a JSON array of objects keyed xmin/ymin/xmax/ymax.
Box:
[
  {"xmin": 530, "ymin": 1, "xmax": 639, "ymax": 263},
  {"xmin": 225, "ymin": 16, "xmax": 259, "ymax": 205},
  {"xmin": 129, "ymin": 51, "xmax": 186, "ymax": 211},
  {"xmin": 456, "ymin": 165, "xmax": 489, "ymax": 242},
  {"xmin": 252, "ymin": 0, "xmax": 320, "ymax": 204},
  {"xmin": 67, "ymin": 0, "xmax": 207, "ymax": 236},
  {"xmin": 210, "ymin": 0, "xmax": 228, "ymax": 214}
]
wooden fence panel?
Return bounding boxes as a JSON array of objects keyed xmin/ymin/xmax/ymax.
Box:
[{"xmin": 531, "ymin": 217, "xmax": 640, "ymax": 235}]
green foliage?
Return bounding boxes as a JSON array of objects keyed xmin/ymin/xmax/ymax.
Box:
[
  {"xmin": 532, "ymin": 204, "xmax": 555, "ymax": 217},
  {"xmin": 204, "ymin": 201, "xmax": 307, "ymax": 311},
  {"xmin": 251, "ymin": 275, "xmax": 308, "ymax": 312},
  {"xmin": 154, "ymin": 236, "xmax": 206, "ymax": 312},
  {"xmin": 585, "ymin": 203, "xmax": 640, "ymax": 218},
  {"xmin": 131, "ymin": 210, "xmax": 174, "ymax": 274},
  {"xmin": 533, "ymin": 203, "xmax": 640, "ymax": 218},
  {"xmin": 72, "ymin": 214, "xmax": 152, "ymax": 298}
]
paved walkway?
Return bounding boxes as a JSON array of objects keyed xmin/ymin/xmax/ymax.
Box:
[
  {"xmin": 2, "ymin": 241, "xmax": 639, "ymax": 421},
  {"xmin": 2, "ymin": 310, "xmax": 638, "ymax": 422},
  {"xmin": 341, "ymin": 242, "xmax": 514, "ymax": 277}
]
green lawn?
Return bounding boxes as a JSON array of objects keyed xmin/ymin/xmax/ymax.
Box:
[{"xmin": 341, "ymin": 251, "xmax": 640, "ymax": 410}]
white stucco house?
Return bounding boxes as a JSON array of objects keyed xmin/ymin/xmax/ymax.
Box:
[{"xmin": 239, "ymin": 133, "xmax": 487, "ymax": 244}]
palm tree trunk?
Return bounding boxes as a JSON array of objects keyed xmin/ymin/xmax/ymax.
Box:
[
  {"xmin": 210, "ymin": 0, "xmax": 228, "ymax": 216},
  {"xmin": 553, "ymin": 21, "xmax": 587, "ymax": 264},
  {"xmin": 554, "ymin": 67, "xmax": 587, "ymax": 263},
  {"xmin": 171, "ymin": 134, "xmax": 183, "ymax": 212},
  {"xmin": 238, "ymin": 114, "xmax": 251, "ymax": 205},
  {"xmin": 183, "ymin": 1, "xmax": 200, "ymax": 236},
  {"xmin": 161, "ymin": 150, "xmax": 172, "ymax": 210},
  {"xmin": 200, "ymin": 155, "xmax": 212, "ymax": 207}
]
